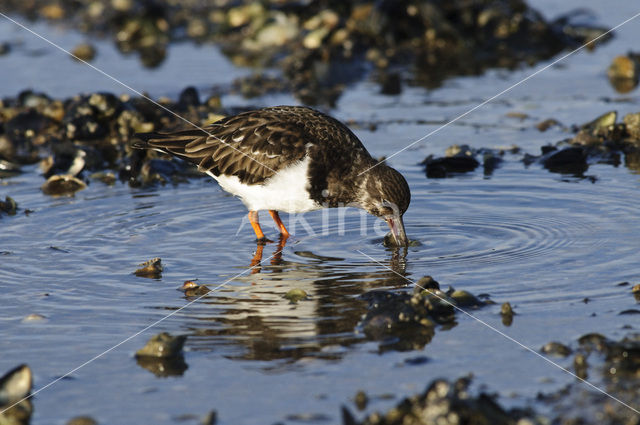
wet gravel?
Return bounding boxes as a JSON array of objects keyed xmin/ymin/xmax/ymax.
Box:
[{"xmin": 0, "ymin": 0, "xmax": 609, "ymax": 105}]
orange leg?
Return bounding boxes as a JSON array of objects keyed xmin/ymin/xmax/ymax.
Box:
[
  {"xmin": 248, "ymin": 211, "xmax": 266, "ymax": 241},
  {"xmin": 250, "ymin": 244, "xmax": 264, "ymax": 274},
  {"xmin": 269, "ymin": 210, "xmax": 290, "ymax": 237}
]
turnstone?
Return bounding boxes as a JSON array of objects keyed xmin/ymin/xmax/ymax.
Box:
[{"xmin": 133, "ymin": 106, "xmax": 410, "ymax": 245}]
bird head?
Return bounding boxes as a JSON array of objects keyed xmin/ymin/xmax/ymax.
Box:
[{"xmin": 359, "ymin": 164, "xmax": 411, "ymax": 246}]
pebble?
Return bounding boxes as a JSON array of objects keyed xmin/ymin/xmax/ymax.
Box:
[
  {"xmin": 354, "ymin": 390, "xmax": 368, "ymax": 410},
  {"xmin": 541, "ymin": 341, "xmax": 572, "ymax": 357},
  {"xmin": 135, "ymin": 332, "xmax": 186, "ymax": 359},
  {"xmin": 134, "ymin": 257, "xmax": 163, "ymax": 278},
  {"xmin": 71, "ymin": 43, "xmax": 96, "ymax": 62},
  {"xmin": 0, "ymin": 196, "xmax": 18, "ymax": 216},
  {"xmin": 0, "ymin": 364, "xmax": 32, "ymax": 406},
  {"xmin": 41, "ymin": 174, "xmax": 87, "ymax": 196},
  {"xmin": 21, "ymin": 313, "xmax": 47, "ymax": 323},
  {"xmin": 66, "ymin": 416, "xmax": 98, "ymax": 425},
  {"xmin": 284, "ymin": 288, "xmax": 308, "ymax": 303}
]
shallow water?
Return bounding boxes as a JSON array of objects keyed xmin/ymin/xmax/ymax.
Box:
[{"xmin": 2, "ymin": 1, "xmax": 640, "ymax": 424}]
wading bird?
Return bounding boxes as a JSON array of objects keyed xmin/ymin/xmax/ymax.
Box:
[{"xmin": 133, "ymin": 106, "xmax": 410, "ymax": 245}]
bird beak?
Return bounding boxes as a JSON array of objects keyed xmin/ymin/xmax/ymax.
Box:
[{"xmin": 385, "ymin": 214, "xmax": 408, "ymax": 246}]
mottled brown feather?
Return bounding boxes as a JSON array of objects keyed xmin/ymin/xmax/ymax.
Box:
[{"xmin": 134, "ymin": 106, "xmax": 371, "ymax": 189}]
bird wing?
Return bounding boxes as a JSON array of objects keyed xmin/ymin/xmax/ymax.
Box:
[{"xmin": 134, "ymin": 110, "xmax": 309, "ymax": 185}]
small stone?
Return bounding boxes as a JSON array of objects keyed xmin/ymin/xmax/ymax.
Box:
[
  {"xmin": 541, "ymin": 341, "xmax": 572, "ymax": 357},
  {"xmin": 71, "ymin": 43, "xmax": 96, "ymax": 62},
  {"xmin": 354, "ymin": 390, "xmax": 368, "ymax": 410},
  {"xmin": 623, "ymin": 113, "xmax": 640, "ymax": 140},
  {"xmin": 111, "ymin": 0, "xmax": 133, "ymax": 12},
  {"xmin": 536, "ymin": 118, "xmax": 561, "ymax": 132},
  {"xmin": 303, "ymin": 27, "xmax": 330, "ymax": 49},
  {"xmin": 0, "ymin": 42, "xmax": 10, "ymax": 56},
  {"xmin": 500, "ymin": 302, "xmax": 514, "ymax": 316},
  {"xmin": 187, "ymin": 19, "xmax": 208, "ymax": 39},
  {"xmin": 201, "ymin": 410, "xmax": 217, "ymax": 425},
  {"xmin": 41, "ymin": 175, "xmax": 87, "ymax": 196},
  {"xmin": 134, "ymin": 258, "xmax": 163, "ymax": 278},
  {"xmin": 89, "ymin": 172, "xmax": 116, "ymax": 185},
  {"xmin": 581, "ymin": 110, "xmax": 617, "ymax": 132},
  {"xmin": 573, "ymin": 353, "xmax": 588, "ymax": 380},
  {"xmin": 22, "ymin": 314, "xmax": 46, "ymax": 323},
  {"xmin": 505, "ymin": 112, "xmax": 528, "ymax": 120},
  {"xmin": 40, "ymin": 4, "xmax": 65, "ymax": 19},
  {"xmin": 607, "ymin": 55, "xmax": 639, "ymax": 93},
  {"xmin": 0, "ymin": 196, "xmax": 18, "ymax": 216},
  {"xmin": 180, "ymin": 280, "xmax": 210, "ymax": 297},
  {"xmin": 632, "ymin": 284, "xmax": 640, "ymax": 294},
  {"xmin": 284, "ymin": 288, "xmax": 308, "ymax": 303},
  {"xmin": 0, "ymin": 364, "xmax": 32, "ymax": 405},
  {"xmin": 415, "ymin": 276, "xmax": 440, "ymax": 291},
  {"xmin": 449, "ymin": 289, "xmax": 481, "ymax": 307},
  {"xmin": 66, "ymin": 416, "xmax": 98, "ymax": 425},
  {"xmin": 135, "ymin": 332, "xmax": 186, "ymax": 359}
]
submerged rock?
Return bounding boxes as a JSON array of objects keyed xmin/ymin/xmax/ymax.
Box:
[
  {"xmin": 541, "ymin": 341, "xmax": 572, "ymax": 357},
  {"xmin": 607, "ymin": 53, "xmax": 639, "ymax": 93},
  {"xmin": 284, "ymin": 288, "xmax": 309, "ymax": 303},
  {"xmin": 66, "ymin": 416, "xmax": 98, "ymax": 425},
  {"xmin": 180, "ymin": 280, "xmax": 210, "ymax": 297},
  {"xmin": 41, "ymin": 174, "xmax": 87, "ymax": 196},
  {"xmin": 542, "ymin": 146, "xmax": 588, "ymax": 175},
  {"xmin": 134, "ymin": 257, "xmax": 163, "ymax": 278},
  {"xmin": 421, "ymin": 154, "xmax": 480, "ymax": 178},
  {"xmin": 352, "ymin": 377, "xmax": 534, "ymax": 425},
  {"xmin": 135, "ymin": 332, "xmax": 188, "ymax": 376},
  {"xmin": 135, "ymin": 332, "xmax": 186, "ymax": 359},
  {"xmin": 71, "ymin": 43, "xmax": 96, "ymax": 62},
  {"xmin": 0, "ymin": 365, "xmax": 32, "ymax": 406},
  {"xmin": 0, "ymin": 196, "xmax": 18, "ymax": 216}
]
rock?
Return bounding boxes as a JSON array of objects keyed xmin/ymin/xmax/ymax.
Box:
[
  {"xmin": 201, "ymin": 410, "xmax": 217, "ymax": 425},
  {"xmin": 541, "ymin": 341, "xmax": 572, "ymax": 357},
  {"xmin": 135, "ymin": 332, "xmax": 186, "ymax": 359},
  {"xmin": 41, "ymin": 174, "xmax": 87, "ymax": 196},
  {"xmin": 21, "ymin": 313, "xmax": 46, "ymax": 323},
  {"xmin": 0, "ymin": 365, "xmax": 32, "ymax": 406},
  {"xmin": 180, "ymin": 280, "xmax": 210, "ymax": 297},
  {"xmin": 581, "ymin": 110, "xmax": 617, "ymax": 132},
  {"xmin": 573, "ymin": 353, "xmax": 588, "ymax": 379},
  {"xmin": 177, "ymin": 86, "xmax": 200, "ymax": 110},
  {"xmin": 0, "ymin": 196, "xmax": 18, "ymax": 216},
  {"xmin": 354, "ymin": 390, "xmax": 368, "ymax": 410},
  {"xmin": 536, "ymin": 118, "xmax": 561, "ymax": 132},
  {"xmin": 357, "ymin": 377, "xmax": 530, "ymax": 425},
  {"xmin": 134, "ymin": 257, "xmax": 162, "ymax": 278},
  {"xmin": 71, "ymin": 43, "xmax": 96, "ymax": 62},
  {"xmin": 66, "ymin": 416, "xmax": 98, "ymax": 425},
  {"xmin": 541, "ymin": 146, "xmax": 588, "ymax": 175},
  {"xmin": 448, "ymin": 289, "xmax": 482, "ymax": 307},
  {"xmin": 500, "ymin": 302, "xmax": 514, "ymax": 326},
  {"xmin": 89, "ymin": 172, "xmax": 116, "ymax": 185},
  {"xmin": 623, "ymin": 112, "xmax": 640, "ymax": 141},
  {"xmin": 607, "ymin": 54, "xmax": 639, "ymax": 93},
  {"xmin": 378, "ymin": 71, "xmax": 401, "ymax": 95},
  {"xmin": 0, "ymin": 42, "xmax": 10, "ymax": 55},
  {"xmin": 284, "ymin": 288, "xmax": 309, "ymax": 303},
  {"xmin": 415, "ymin": 276, "xmax": 440, "ymax": 291},
  {"xmin": 421, "ymin": 148, "xmax": 480, "ymax": 178}
]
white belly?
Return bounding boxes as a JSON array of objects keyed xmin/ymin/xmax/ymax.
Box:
[{"xmin": 206, "ymin": 157, "xmax": 322, "ymax": 213}]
